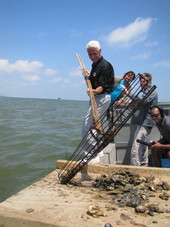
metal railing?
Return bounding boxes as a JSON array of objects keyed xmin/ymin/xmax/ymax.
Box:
[{"xmin": 58, "ymin": 74, "xmax": 157, "ymax": 184}]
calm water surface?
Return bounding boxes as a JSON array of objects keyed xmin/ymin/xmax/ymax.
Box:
[{"xmin": 0, "ymin": 97, "xmax": 88, "ymax": 202}]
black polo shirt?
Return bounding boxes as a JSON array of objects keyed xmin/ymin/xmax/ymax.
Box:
[{"xmin": 89, "ymin": 57, "xmax": 115, "ymax": 93}]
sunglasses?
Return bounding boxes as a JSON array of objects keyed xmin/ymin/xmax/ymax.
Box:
[{"xmin": 150, "ymin": 113, "xmax": 160, "ymax": 118}]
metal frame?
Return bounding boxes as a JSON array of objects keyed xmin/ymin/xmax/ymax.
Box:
[{"xmin": 58, "ymin": 74, "xmax": 157, "ymax": 184}]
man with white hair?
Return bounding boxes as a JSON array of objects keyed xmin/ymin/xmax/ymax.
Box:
[{"xmin": 82, "ymin": 40, "xmax": 115, "ymax": 162}]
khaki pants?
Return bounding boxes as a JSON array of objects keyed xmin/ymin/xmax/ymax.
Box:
[
  {"xmin": 82, "ymin": 93, "xmax": 111, "ymax": 163},
  {"xmin": 131, "ymin": 125, "xmax": 152, "ymax": 166}
]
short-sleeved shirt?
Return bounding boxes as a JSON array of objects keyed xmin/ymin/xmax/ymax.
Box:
[
  {"xmin": 110, "ymin": 79, "xmax": 127, "ymax": 104},
  {"xmin": 89, "ymin": 56, "xmax": 115, "ymax": 93},
  {"xmin": 157, "ymin": 115, "xmax": 170, "ymax": 143},
  {"xmin": 131, "ymin": 85, "xmax": 158, "ymax": 128}
]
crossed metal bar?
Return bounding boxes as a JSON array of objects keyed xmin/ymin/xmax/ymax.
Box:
[{"xmin": 58, "ymin": 74, "xmax": 157, "ymax": 184}]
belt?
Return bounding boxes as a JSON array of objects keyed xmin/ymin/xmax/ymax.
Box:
[
  {"xmin": 102, "ymin": 92, "xmax": 110, "ymax": 95},
  {"xmin": 95, "ymin": 92, "xmax": 110, "ymax": 96}
]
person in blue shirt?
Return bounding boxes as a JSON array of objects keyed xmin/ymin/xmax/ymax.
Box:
[
  {"xmin": 107, "ymin": 71, "xmax": 135, "ymax": 136},
  {"xmin": 110, "ymin": 71, "xmax": 135, "ymax": 105}
]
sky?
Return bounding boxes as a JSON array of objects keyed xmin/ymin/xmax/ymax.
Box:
[{"xmin": 0, "ymin": 0, "xmax": 170, "ymax": 101}]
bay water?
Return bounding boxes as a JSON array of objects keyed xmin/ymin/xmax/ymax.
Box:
[{"xmin": 0, "ymin": 97, "xmax": 88, "ymax": 202}]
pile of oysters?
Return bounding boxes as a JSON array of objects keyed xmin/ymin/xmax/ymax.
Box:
[{"xmin": 93, "ymin": 170, "xmax": 170, "ymax": 216}]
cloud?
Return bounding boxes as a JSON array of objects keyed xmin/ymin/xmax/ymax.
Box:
[
  {"xmin": 0, "ymin": 59, "xmax": 43, "ymax": 74},
  {"xmin": 105, "ymin": 17, "xmax": 155, "ymax": 48},
  {"xmin": 23, "ymin": 75, "xmax": 40, "ymax": 82},
  {"xmin": 68, "ymin": 29, "xmax": 82, "ymax": 38},
  {"xmin": 73, "ymin": 83, "xmax": 80, "ymax": 87},
  {"xmin": 49, "ymin": 77, "xmax": 62, "ymax": 83},
  {"xmin": 0, "ymin": 79, "xmax": 26, "ymax": 88},
  {"xmin": 63, "ymin": 79, "xmax": 71, "ymax": 84},
  {"xmin": 153, "ymin": 60, "xmax": 170, "ymax": 68},
  {"xmin": 145, "ymin": 41, "xmax": 159, "ymax": 47},
  {"xmin": 69, "ymin": 66, "xmax": 82, "ymax": 76},
  {"xmin": 44, "ymin": 68, "xmax": 58, "ymax": 76},
  {"xmin": 132, "ymin": 52, "xmax": 151, "ymax": 60}
]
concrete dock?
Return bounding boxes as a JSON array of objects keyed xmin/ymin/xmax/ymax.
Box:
[{"xmin": 0, "ymin": 161, "xmax": 170, "ymax": 227}]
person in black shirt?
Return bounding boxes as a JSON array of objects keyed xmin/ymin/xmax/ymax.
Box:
[
  {"xmin": 149, "ymin": 106, "xmax": 170, "ymax": 167},
  {"xmin": 82, "ymin": 40, "xmax": 115, "ymax": 163}
]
